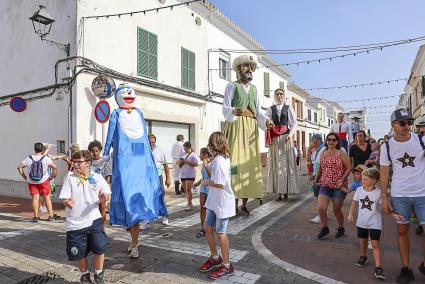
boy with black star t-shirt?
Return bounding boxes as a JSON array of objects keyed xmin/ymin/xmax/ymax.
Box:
[{"xmin": 348, "ymin": 167, "xmax": 385, "ymax": 280}]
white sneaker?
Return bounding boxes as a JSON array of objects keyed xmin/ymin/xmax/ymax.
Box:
[
  {"xmin": 127, "ymin": 243, "xmax": 139, "ymax": 253},
  {"xmin": 129, "ymin": 246, "xmax": 139, "ymax": 258},
  {"xmin": 310, "ymin": 215, "xmax": 321, "ymax": 224},
  {"xmin": 39, "ymin": 206, "xmax": 48, "ymax": 213},
  {"xmin": 162, "ymin": 217, "xmax": 169, "ymax": 225},
  {"xmin": 184, "ymin": 204, "xmax": 193, "ymax": 211}
]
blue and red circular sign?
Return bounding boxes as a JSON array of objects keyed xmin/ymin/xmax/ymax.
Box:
[
  {"xmin": 10, "ymin": 96, "xmax": 27, "ymax": 112},
  {"xmin": 94, "ymin": 100, "xmax": 110, "ymax": 124}
]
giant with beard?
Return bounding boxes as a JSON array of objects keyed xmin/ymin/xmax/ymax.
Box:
[{"xmin": 222, "ymin": 54, "xmax": 272, "ymax": 213}]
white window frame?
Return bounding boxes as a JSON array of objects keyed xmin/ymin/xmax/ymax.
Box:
[{"xmin": 219, "ymin": 52, "xmax": 230, "ymax": 81}]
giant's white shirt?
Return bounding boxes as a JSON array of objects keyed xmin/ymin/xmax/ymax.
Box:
[{"xmin": 222, "ymin": 82, "xmax": 268, "ymax": 130}]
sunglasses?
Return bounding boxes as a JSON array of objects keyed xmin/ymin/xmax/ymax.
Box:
[
  {"xmin": 73, "ymin": 160, "xmax": 89, "ymax": 166},
  {"xmin": 327, "ymin": 138, "xmax": 338, "ymax": 142},
  {"xmin": 398, "ymin": 120, "xmax": 413, "ymax": 127}
]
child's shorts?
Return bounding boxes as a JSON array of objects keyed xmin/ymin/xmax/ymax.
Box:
[
  {"xmin": 66, "ymin": 218, "xmax": 108, "ymax": 261},
  {"xmin": 357, "ymin": 226, "xmax": 381, "ymax": 241},
  {"xmin": 204, "ymin": 209, "xmax": 229, "ymax": 234}
]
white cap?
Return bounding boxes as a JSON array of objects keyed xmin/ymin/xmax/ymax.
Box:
[{"xmin": 232, "ymin": 54, "xmax": 257, "ymax": 72}]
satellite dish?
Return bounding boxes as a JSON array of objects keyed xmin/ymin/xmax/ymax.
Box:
[{"xmin": 91, "ymin": 75, "xmax": 116, "ymax": 99}]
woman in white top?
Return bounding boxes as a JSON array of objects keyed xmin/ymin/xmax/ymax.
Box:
[{"xmin": 265, "ymin": 88, "xmax": 300, "ymax": 200}]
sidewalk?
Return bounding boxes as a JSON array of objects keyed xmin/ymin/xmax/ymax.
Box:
[{"xmin": 262, "ymin": 192, "xmax": 425, "ymax": 283}]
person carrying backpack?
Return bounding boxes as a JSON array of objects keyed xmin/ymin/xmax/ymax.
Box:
[
  {"xmin": 380, "ymin": 108, "xmax": 425, "ymax": 283},
  {"xmin": 17, "ymin": 142, "xmax": 60, "ymax": 222}
]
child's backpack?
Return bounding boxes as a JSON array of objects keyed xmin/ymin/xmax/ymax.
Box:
[
  {"xmin": 28, "ymin": 155, "xmax": 46, "ymax": 182},
  {"xmin": 385, "ymin": 133, "xmax": 425, "ymax": 163}
]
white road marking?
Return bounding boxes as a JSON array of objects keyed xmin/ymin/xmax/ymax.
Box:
[{"xmin": 251, "ymin": 193, "xmax": 346, "ymax": 284}]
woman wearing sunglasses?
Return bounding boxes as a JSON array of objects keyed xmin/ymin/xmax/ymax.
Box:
[{"xmin": 313, "ymin": 133, "xmax": 352, "ymax": 240}]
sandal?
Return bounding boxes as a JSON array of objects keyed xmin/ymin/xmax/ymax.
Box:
[{"xmin": 196, "ymin": 231, "xmax": 205, "ymax": 238}]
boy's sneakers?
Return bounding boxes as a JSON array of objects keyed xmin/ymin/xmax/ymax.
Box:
[
  {"xmin": 317, "ymin": 226, "xmax": 330, "ymax": 240},
  {"xmin": 209, "ymin": 263, "xmax": 234, "ymax": 279},
  {"xmin": 374, "ymin": 267, "xmax": 385, "ymax": 280},
  {"xmin": 200, "ymin": 255, "xmax": 222, "ymax": 272},
  {"xmin": 94, "ymin": 271, "xmax": 105, "ymax": 284},
  {"xmin": 39, "ymin": 206, "xmax": 48, "ymax": 213},
  {"xmin": 335, "ymin": 227, "xmax": 346, "ymax": 239},
  {"xmin": 310, "ymin": 215, "xmax": 320, "ymax": 224},
  {"xmin": 32, "ymin": 217, "xmax": 41, "ymax": 223},
  {"xmin": 356, "ymin": 256, "xmax": 368, "ymax": 267},
  {"xmin": 129, "ymin": 246, "xmax": 139, "ymax": 258},
  {"xmin": 80, "ymin": 273, "xmax": 93, "ymax": 284},
  {"xmin": 396, "ymin": 267, "xmax": 414, "ymax": 284},
  {"xmin": 184, "ymin": 204, "xmax": 193, "ymax": 211}
]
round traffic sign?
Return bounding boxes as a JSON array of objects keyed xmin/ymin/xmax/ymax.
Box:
[
  {"xmin": 10, "ymin": 96, "xmax": 27, "ymax": 112},
  {"xmin": 94, "ymin": 100, "xmax": 111, "ymax": 124}
]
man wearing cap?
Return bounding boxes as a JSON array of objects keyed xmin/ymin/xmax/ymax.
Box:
[
  {"xmin": 329, "ymin": 113, "xmax": 353, "ymax": 152},
  {"xmin": 380, "ymin": 108, "xmax": 425, "ymax": 283},
  {"xmin": 222, "ymin": 54, "xmax": 272, "ymax": 214}
]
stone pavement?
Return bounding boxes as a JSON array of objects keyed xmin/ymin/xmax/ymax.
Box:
[{"xmin": 0, "ymin": 166, "xmax": 317, "ymax": 284}]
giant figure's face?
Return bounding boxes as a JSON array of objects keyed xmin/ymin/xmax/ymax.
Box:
[
  {"xmin": 115, "ymin": 86, "xmax": 136, "ymax": 108},
  {"xmin": 238, "ymin": 63, "xmax": 254, "ymax": 82}
]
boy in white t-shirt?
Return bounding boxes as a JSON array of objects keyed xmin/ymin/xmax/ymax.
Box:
[
  {"xmin": 199, "ymin": 132, "xmax": 236, "ymax": 279},
  {"xmin": 348, "ymin": 167, "xmax": 385, "ymax": 280},
  {"xmin": 59, "ymin": 150, "xmax": 111, "ymax": 284}
]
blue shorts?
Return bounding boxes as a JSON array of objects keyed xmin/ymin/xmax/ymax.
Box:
[
  {"xmin": 66, "ymin": 218, "xmax": 108, "ymax": 261},
  {"xmin": 391, "ymin": 196, "xmax": 425, "ymax": 225},
  {"xmin": 319, "ymin": 186, "xmax": 347, "ymax": 200},
  {"xmin": 204, "ymin": 209, "xmax": 229, "ymax": 234}
]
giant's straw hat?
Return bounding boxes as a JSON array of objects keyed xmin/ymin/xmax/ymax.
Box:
[{"xmin": 232, "ymin": 54, "xmax": 257, "ymax": 72}]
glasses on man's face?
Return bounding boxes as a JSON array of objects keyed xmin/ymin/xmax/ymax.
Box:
[
  {"xmin": 419, "ymin": 131, "xmax": 425, "ymax": 135},
  {"xmin": 73, "ymin": 160, "xmax": 88, "ymax": 166},
  {"xmin": 327, "ymin": 138, "xmax": 337, "ymax": 142},
  {"xmin": 398, "ymin": 120, "xmax": 414, "ymax": 127}
]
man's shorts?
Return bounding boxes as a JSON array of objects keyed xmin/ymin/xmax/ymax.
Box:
[
  {"xmin": 204, "ymin": 209, "xmax": 229, "ymax": 234},
  {"xmin": 319, "ymin": 186, "xmax": 347, "ymax": 200},
  {"xmin": 66, "ymin": 218, "xmax": 108, "ymax": 261},
  {"xmin": 391, "ymin": 196, "xmax": 425, "ymax": 225},
  {"xmin": 357, "ymin": 227, "xmax": 381, "ymax": 241},
  {"xmin": 28, "ymin": 180, "xmax": 50, "ymax": 196}
]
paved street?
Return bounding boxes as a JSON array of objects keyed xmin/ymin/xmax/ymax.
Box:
[{"xmin": 1, "ymin": 167, "xmax": 425, "ymax": 284}]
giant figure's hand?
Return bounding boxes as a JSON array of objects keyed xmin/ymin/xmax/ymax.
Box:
[{"xmin": 233, "ymin": 107, "xmax": 243, "ymax": 116}]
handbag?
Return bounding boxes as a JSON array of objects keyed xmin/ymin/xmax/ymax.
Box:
[{"xmin": 265, "ymin": 125, "xmax": 288, "ymax": 145}]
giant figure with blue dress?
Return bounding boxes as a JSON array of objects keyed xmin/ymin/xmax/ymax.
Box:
[{"xmin": 103, "ymin": 84, "xmax": 167, "ymax": 258}]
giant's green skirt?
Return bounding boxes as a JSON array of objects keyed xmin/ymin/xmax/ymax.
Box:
[{"xmin": 223, "ymin": 116, "xmax": 263, "ymax": 199}]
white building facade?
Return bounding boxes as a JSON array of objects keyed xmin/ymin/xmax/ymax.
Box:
[{"xmin": 0, "ymin": 0, "xmax": 292, "ymax": 197}]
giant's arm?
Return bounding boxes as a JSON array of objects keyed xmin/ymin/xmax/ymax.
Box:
[
  {"xmin": 103, "ymin": 110, "xmax": 118, "ymax": 156},
  {"xmin": 287, "ymin": 105, "xmax": 298, "ymax": 137},
  {"xmin": 222, "ymin": 83, "xmax": 237, "ymax": 122}
]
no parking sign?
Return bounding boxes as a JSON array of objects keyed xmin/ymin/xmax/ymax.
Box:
[
  {"xmin": 10, "ymin": 96, "xmax": 27, "ymax": 112},
  {"xmin": 94, "ymin": 100, "xmax": 110, "ymax": 124}
]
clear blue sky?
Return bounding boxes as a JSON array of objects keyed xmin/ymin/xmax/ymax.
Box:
[{"xmin": 208, "ymin": 0, "xmax": 425, "ymax": 138}]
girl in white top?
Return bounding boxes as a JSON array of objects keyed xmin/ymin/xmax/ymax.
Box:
[
  {"xmin": 200, "ymin": 132, "xmax": 236, "ymax": 279},
  {"xmin": 347, "ymin": 167, "xmax": 385, "ymax": 280}
]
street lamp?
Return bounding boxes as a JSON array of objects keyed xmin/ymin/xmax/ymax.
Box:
[{"xmin": 29, "ymin": 5, "xmax": 70, "ymax": 57}]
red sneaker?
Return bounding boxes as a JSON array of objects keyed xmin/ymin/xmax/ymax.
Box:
[
  {"xmin": 209, "ymin": 263, "xmax": 234, "ymax": 279},
  {"xmin": 199, "ymin": 256, "xmax": 222, "ymax": 272}
]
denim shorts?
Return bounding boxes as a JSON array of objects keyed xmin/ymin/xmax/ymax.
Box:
[
  {"xmin": 318, "ymin": 186, "xmax": 347, "ymax": 200},
  {"xmin": 204, "ymin": 209, "xmax": 229, "ymax": 234},
  {"xmin": 391, "ymin": 196, "xmax": 425, "ymax": 225},
  {"xmin": 66, "ymin": 218, "xmax": 108, "ymax": 261}
]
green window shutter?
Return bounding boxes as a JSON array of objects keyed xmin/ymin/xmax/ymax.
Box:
[
  {"xmin": 279, "ymin": 81, "xmax": 285, "ymax": 90},
  {"xmin": 264, "ymin": 72, "xmax": 270, "ymax": 97},
  {"xmin": 137, "ymin": 27, "xmax": 157, "ymax": 80},
  {"xmin": 181, "ymin": 47, "xmax": 195, "ymax": 90}
]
